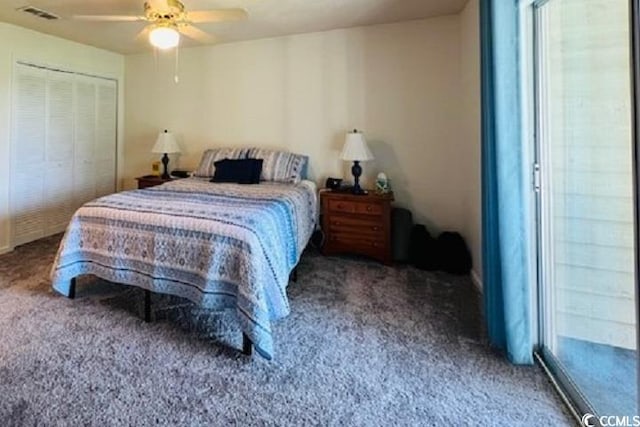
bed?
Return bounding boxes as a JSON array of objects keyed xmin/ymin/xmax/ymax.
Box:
[{"xmin": 51, "ymin": 149, "xmax": 317, "ymax": 360}]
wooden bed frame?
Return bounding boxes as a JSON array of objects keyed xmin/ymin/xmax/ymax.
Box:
[{"xmin": 66, "ymin": 266, "xmax": 299, "ymax": 357}]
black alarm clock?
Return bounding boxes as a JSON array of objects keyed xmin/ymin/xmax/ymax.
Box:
[{"xmin": 325, "ymin": 177, "xmax": 343, "ymax": 190}]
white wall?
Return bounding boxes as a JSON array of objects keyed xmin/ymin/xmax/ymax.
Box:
[
  {"xmin": 0, "ymin": 23, "xmax": 125, "ymax": 254},
  {"xmin": 459, "ymin": 0, "xmax": 482, "ymax": 285},
  {"xmin": 125, "ymin": 16, "xmax": 477, "ymax": 241}
]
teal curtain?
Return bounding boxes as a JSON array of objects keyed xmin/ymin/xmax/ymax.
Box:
[{"xmin": 480, "ymin": 0, "xmax": 533, "ymax": 364}]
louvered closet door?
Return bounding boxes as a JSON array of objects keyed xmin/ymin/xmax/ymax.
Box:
[
  {"xmin": 73, "ymin": 76, "xmax": 96, "ymax": 209},
  {"xmin": 45, "ymin": 70, "xmax": 75, "ymax": 234},
  {"xmin": 11, "ymin": 64, "xmax": 47, "ymax": 246},
  {"xmin": 94, "ymin": 80, "xmax": 116, "ymax": 198},
  {"xmin": 10, "ymin": 64, "xmax": 118, "ymax": 248}
]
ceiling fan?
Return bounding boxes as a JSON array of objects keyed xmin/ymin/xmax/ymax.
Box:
[{"xmin": 73, "ymin": 0, "xmax": 248, "ymax": 49}]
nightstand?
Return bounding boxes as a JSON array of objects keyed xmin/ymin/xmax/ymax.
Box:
[
  {"xmin": 320, "ymin": 190, "xmax": 394, "ymax": 265},
  {"xmin": 136, "ymin": 175, "xmax": 174, "ymax": 189}
]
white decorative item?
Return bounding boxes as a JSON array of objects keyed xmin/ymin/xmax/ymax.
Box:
[{"xmin": 376, "ymin": 172, "xmax": 390, "ymax": 193}]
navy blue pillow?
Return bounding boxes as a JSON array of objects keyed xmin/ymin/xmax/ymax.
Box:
[
  {"xmin": 247, "ymin": 158, "xmax": 263, "ymax": 183},
  {"xmin": 210, "ymin": 158, "xmax": 263, "ymax": 184}
]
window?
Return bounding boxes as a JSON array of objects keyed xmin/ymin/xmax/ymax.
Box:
[{"xmin": 532, "ymin": 0, "xmax": 639, "ymax": 418}]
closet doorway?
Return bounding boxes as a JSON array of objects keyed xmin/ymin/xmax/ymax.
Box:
[{"xmin": 10, "ymin": 62, "xmax": 117, "ymax": 247}]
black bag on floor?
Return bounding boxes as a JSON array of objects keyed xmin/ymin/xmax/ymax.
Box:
[
  {"xmin": 409, "ymin": 224, "xmax": 438, "ymax": 270},
  {"xmin": 392, "ymin": 207, "xmax": 413, "ymax": 263},
  {"xmin": 436, "ymin": 232, "xmax": 472, "ymax": 275}
]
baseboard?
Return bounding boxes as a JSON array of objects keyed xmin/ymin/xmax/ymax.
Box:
[{"xmin": 470, "ymin": 269, "xmax": 483, "ymax": 293}]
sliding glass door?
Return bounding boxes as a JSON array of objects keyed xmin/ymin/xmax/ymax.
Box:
[{"xmin": 534, "ymin": 0, "xmax": 639, "ymax": 418}]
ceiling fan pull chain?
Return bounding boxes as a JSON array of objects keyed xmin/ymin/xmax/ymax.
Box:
[
  {"xmin": 153, "ymin": 45, "xmax": 158, "ymax": 70},
  {"xmin": 174, "ymin": 43, "xmax": 180, "ymax": 84}
]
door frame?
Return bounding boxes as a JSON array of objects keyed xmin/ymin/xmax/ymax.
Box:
[
  {"xmin": 528, "ymin": 0, "xmax": 640, "ymax": 421},
  {"xmin": 629, "ymin": 0, "xmax": 640, "ymax": 412}
]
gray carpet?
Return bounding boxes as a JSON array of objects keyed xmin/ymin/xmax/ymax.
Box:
[{"xmin": 0, "ymin": 234, "xmax": 573, "ymax": 426}]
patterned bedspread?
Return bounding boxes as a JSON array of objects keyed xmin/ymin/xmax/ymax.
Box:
[{"xmin": 50, "ymin": 178, "xmax": 317, "ymax": 359}]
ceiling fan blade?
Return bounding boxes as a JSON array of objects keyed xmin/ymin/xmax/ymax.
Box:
[
  {"xmin": 74, "ymin": 15, "xmax": 144, "ymax": 22},
  {"xmin": 135, "ymin": 26, "xmax": 152, "ymax": 43},
  {"xmin": 146, "ymin": 0, "xmax": 169, "ymax": 10},
  {"xmin": 179, "ymin": 24, "xmax": 216, "ymax": 44},
  {"xmin": 185, "ymin": 8, "xmax": 248, "ymax": 24}
]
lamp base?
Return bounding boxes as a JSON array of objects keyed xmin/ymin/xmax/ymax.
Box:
[
  {"xmin": 161, "ymin": 153, "xmax": 170, "ymax": 179},
  {"xmin": 351, "ymin": 187, "xmax": 368, "ymax": 195},
  {"xmin": 350, "ymin": 160, "xmax": 368, "ymax": 195}
]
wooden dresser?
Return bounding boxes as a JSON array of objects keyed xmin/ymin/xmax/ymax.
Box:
[
  {"xmin": 136, "ymin": 175, "xmax": 174, "ymax": 189},
  {"xmin": 320, "ymin": 190, "xmax": 394, "ymax": 265}
]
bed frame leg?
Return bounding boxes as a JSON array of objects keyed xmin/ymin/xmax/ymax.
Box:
[
  {"xmin": 242, "ymin": 333, "xmax": 253, "ymax": 356},
  {"xmin": 69, "ymin": 277, "xmax": 76, "ymax": 299},
  {"xmin": 291, "ymin": 266, "xmax": 298, "ymax": 283},
  {"xmin": 144, "ymin": 289, "xmax": 151, "ymax": 323}
]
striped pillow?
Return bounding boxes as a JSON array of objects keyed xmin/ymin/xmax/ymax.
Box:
[
  {"xmin": 194, "ymin": 147, "xmax": 248, "ymax": 177},
  {"xmin": 246, "ymin": 148, "xmax": 308, "ymax": 184}
]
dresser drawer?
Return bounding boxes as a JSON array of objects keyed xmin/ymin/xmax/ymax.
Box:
[
  {"xmin": 328, "ymin": 233, "xmax": 386, "ymax": 249},
  {"xmin": 328, "ymin": 216, "xmax": 385, "ymax": 237},
  {"xmin": 327, "ymin": 199, "xmax": 383, "ymax": 216}
]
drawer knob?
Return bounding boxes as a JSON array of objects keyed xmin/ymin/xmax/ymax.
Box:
[
  {"xmin": 334, "ymin": 221, "xmax": 340, "ymax": 226},
  {"xmin": 372, "ymin": 226, "xmax": 379, "ymax": 231},
  {"xmin": 337, "ymin": 204, "xmax": 344, "ymax": 209},
  {"xmin": 366, "ymin": 206, "xmax": 372, "ymax": 211}
]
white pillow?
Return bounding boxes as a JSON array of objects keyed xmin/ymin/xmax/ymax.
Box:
[
  {"xmin": 194, "ymin": 147, "xmax": 248, "ymax": 177},
  {"xmin": 246, "ymin": 148, "xmax": 308, "ymax": 184}
]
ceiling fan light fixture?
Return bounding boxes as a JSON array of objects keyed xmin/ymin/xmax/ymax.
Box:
[{"xmin": 149, "ymin": 26, "xmax": 180, "ymax": 49}]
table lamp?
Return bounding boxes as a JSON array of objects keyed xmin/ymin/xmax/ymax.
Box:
[
  {"xmin": 341, "ymin": 129, "xmax": 374, "ymax": 195},
  {"xmin": 152, "ymin": 130, "xmax": 181, "ymax": 179}
]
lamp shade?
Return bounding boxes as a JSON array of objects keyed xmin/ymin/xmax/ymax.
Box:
[
  {"xmin": 151, "ymin": 130, "xmax": 181, "ymax": 154},
  {"xmin": 341, "ymin": 130, "xmax": 374, "ymax": 161},
  {"xmin": 149, "ymin": 26, "xmax": 180, "ymax": 50}
]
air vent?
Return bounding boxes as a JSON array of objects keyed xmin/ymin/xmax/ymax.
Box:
[{"xmin": 17, "ymin": 6, "xmax": 59, "ymax": 20}]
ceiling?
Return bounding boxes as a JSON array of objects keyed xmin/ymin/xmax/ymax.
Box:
[{"xmin": 0, "ymin": 0, "xmax": 468, "ymax": 54}]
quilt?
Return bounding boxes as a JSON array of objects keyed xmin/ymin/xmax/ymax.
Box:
[{"xmin": 51, "ymin": 178, "xmax": 317, "ymax": 359}]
